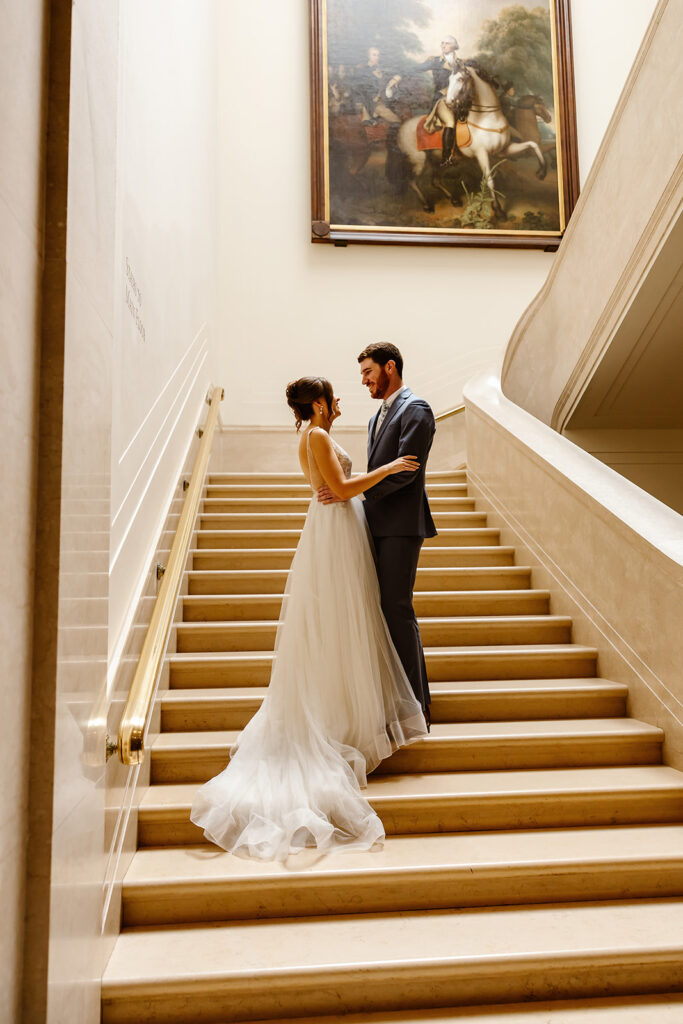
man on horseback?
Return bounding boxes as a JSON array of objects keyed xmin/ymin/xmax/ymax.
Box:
[{"xmin": 416, "ymin": 35, "xmax": 462, "ymax": 166}]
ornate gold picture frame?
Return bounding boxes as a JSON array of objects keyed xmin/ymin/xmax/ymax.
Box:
[{"xmin": 310, "ymin": 0, "xmax": 579, "ymax": 250}]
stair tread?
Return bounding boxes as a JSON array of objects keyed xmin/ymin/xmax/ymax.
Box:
[
  {"xmin": 151, "ymin": 719, "xmax": 662, "ymax": 754},
  {"xmin": 186, "ymin": 566, "xmax": 533, "ymax": 577},
  {"xmin": 176, "ymin": 615, "xmax": 573, "ymax": 629},
  {"xmin": 123, "ymin": 824, "xmax": 683, "ymax": 889},
  {"xmin": 161, "ymin": 679, "xmax": 630, "ymax": 705},
  {"xmin": 169, "ymin": 644, "xmax": 598, "ymax": 662},
  {"xmin": 207, "ymin": 470, "xmax": 467, "ymax": 475},
  {"xmin": 199, "ymin": 511, "xmax": 483, "ymax": 520},
  {"xmin": 183, "ymin": 589, "xmax": 550, "ymax": 601},
  {"xmin": 103, "ymin": 898, "xmax": 683, "ymax": 986},
  {"xmin": 141, "ymin": 765, "xmax": 683, "ymax": 809},
  {"xmin": 196, "ymin": 528, "xmax": 498, "ymax": 538},
  {"xmin": 191, "ymin": 545, "xmax": 515, "ymax": 554}
]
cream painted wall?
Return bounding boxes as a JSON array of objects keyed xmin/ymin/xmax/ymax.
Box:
[
  {"xmin": 215, "ymin": 0, "xmax": 658, "ymax": 432},
  {"xmin": 109, "ymin": 0, "xmax": 220, "ymax": 669},
  {"xmin": 571, "ymin": 0, "xmax": 659, "ymax": 187},
  {"xmin": 0, "ymin": 3, "xmax": 45, "ymax": 1019}
]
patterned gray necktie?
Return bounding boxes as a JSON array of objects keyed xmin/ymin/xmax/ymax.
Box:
[{"xmin": 377, "ymin": 399, "xmax": 390, "ymax": 432}]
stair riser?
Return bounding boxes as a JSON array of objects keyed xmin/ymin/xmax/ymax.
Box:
[
  {"xmin": 122, "ymin": 862, "xmax": 683, "ymax": 927},
  {"xmin": 190, "ymin": 549, "xmax": 515, "ymax": 571},
  {"xmin": 169, "ymin": 651, "xmax": 597, "ymax": 688},
  {"xmin": 100, "ymin": 956, "xmax": 683, "ymax": 1024},
  {"xmin": 161, "ymin": 693, "xmax": 628, "ymax": 732},
  {"xmin": 137, "ymin": 791, "xmax": 683, "ymax": 847},
  {"xmin": 194, "ymin": 531, "xmax": 500, "ymax": 550},
  {"xmin": 175, "ymin": 621, "xmax": 572, "ymax": 654},
  {"xmin": 150, "ymin": 738, "xmax": 662, "ymax": 784},
  {"xmin": 432, "ymin": 692, "xmax": 627, "ymax": 722},
  {"xmin": 186, "ymin": 568, "xmax": 533, "ymax": 596},
  {"xmin": 204, "ymin": 486, "xmax": 469, "ymax": 499},
  {"xmin": 182, "ymin": 593, "xmax": 551, "ymax": 622},
  {"xmin": 207, "ymin": 472, "xmax": 468, "ymax": 484},
  {"xmin": 426, "ymin": 650, "xmax": 597, "ymax": 681},
  {"xmin": 201, "ymin": 499, "xmax": 477, "ymax": 513}
]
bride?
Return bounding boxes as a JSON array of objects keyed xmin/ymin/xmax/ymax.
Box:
[{"xmin": 190, "ymin": 376, "xmax": 428, "ymax": 860}]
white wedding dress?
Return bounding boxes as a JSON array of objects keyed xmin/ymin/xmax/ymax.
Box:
[{"xmin": 190, "ymin": 432, "xmax": 427, "ymax": 860}]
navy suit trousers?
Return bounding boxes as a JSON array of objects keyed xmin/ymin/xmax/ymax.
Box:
[{"xmin": 373, "ymin": 535, "xmax": 431, "ymax": 712}]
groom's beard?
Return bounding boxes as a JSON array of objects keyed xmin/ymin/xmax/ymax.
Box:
[{"xmin": 374, "ymin": 367, "xmax": 391, "ymax": 399}]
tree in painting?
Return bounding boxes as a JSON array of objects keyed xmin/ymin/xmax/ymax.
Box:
[
  {"xmin": 326, "ymin": 0, "xmax": 432, "ymax": 70},
  {"xmin": 473, "ymin": 5, "xmax": 554, "ymax": 100}
]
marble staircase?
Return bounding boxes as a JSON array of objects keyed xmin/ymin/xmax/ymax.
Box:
[{"xmin": 102, "ymin": 470, "xmax": 683, "ymax": 1023}]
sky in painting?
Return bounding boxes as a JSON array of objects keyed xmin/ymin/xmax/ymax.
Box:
[{"xmin": 407, "ymin": 0, "xmax": 551, "ymax": 59}]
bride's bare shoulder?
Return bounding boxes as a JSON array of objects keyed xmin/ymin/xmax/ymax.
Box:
[{"xmin": 306, "ymin": 426, "xmax": 332, "ymax": 452}]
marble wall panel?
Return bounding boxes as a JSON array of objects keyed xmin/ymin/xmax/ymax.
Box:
[
  {"xmin": 0, "ymin": 193, "xmax": 42, "ymax": 1024},
  {"xmin": 109, "ymin": 340, "xmax": 210, "ymax": 667},
  {"xmin": 213, "ymin": 425, "xmax": 367, "ymax": 474},
  {"xmin": 502, "ymin": 0, "xmax": 681, "ymax": 427},
  {"xmin": 465, "ymin": 372, "xmax": 683, "ymax": 769},
  {"xmin": 0, "ymin": 0, "xmax": 47, "ymax": 1019},
  {"xmin": 213, "ymin": 416, "xmax": 465, "ymax": 475},
  {"xmin": 44, "ymin": 264, "xmax": 112, "ymax": 1022},
  {"xmin": 103, "ymin": 429, "xmax": 201, "ymax": 963}
]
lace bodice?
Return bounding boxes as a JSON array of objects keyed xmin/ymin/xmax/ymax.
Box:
[
  {"xmin": 305, "ymin": 430, "xmax": 352, "ymax": 488},
  {"xmin": 331, "ymin": 437, "xmax": 352, "ymax": 479}
]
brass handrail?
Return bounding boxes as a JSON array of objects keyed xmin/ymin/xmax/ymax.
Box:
[
  {"xmin": 112, "ymin": 386, "xmax": 224, "ymax": 765},
  {"xmin": 435, "ymin": 403, "xmax": 465, "ymax": 422}
]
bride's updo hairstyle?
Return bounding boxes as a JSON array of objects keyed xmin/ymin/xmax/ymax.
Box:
[{"xmin": 286, "ymin": 376, "xmax": 334, "ymax": 432}]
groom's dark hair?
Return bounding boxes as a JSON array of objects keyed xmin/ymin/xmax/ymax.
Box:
[{"xmin": 357, "ymin": 342, "xmax": 403, "ymax": 378}]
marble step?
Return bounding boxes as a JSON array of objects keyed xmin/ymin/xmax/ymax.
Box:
[
  {"xmin": 136, "ymin": 765, "xmax": 683, "ymax": 846},
  {"xmin": 61, "ymin": 529, "xmax": 111, "ymax": 552},
  {"xmin": 60, "ymin": 550, "xmax": 109, "ymax": 573},
  {"xmin": 168, "ymin": 645, "xmax": 598, "ymax": 688},
  {"xmin": 122, "ymin": 824, "xmax": 683, "ymax": 926},
  {"xmin": 207, "ymin": 470, "xmax": 468, "ymax": 484},
  {"xmin": 149, "ymin": 719, "xmax": 663, "ymax": 784},
  {"xmin": 199, "ymin": 510, "xmax": 487, "ymax": 531},
  {"xmin": 195, "ymin": 528, "xmax": 501, "ymax": 550},
  {"xmin": 160, "ymin": 679, "xmax": 629, "ymax": 732},
  {"xmin": 201, "ymin": 496, "xmax": 477, "ymax": 513},
  {"xmin": 181, "ymin": 590, "xmax": 552, "ymax": 622},
  {"xmin": 101, "ymin": 898, "xmax": 683, "ymax": 1023},
  {"xmin": 189, "ymin": 545, "xmax": 516, "ymax": 571},
  {"xmin": 175, "ymin": 616, "xmax": 573, "ymax": 654},
  {"xmin": 186, "ymin": 566, "xmax": 534, "ymax": 596},
  {"xmin": 204, "ymin": 482, "xmax": 469, "ymax": 499}
]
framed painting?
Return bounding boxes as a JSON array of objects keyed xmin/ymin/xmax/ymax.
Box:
[{"xmin": 310, "ymin": 0, "xmax": 579, "ymax": 250}]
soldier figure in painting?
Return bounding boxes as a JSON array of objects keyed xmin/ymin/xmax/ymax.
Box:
[
  {"xmin": 417, "ymin": 35, "xmax": 462, "ymax": 165},
  {"xmin": 354, "ymin": 47, "xmax": 401, "ymax": 127}
]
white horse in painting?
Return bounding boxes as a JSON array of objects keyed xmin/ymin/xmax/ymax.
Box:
[{"xmin": 397, "ymin": 63, "xmax": 547, "ymax": 215}]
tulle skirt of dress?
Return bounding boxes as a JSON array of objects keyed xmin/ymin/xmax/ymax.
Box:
[{"xmin": 190, "ymin": 495, "xmax": 427, "ymax": 861}]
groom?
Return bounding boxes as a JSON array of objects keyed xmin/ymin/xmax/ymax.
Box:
[{"xmin": 319, "ymin": 342, "xmax": 436, "ymax": 724}]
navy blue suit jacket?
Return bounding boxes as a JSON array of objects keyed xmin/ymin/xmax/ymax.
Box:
[{"xmin": 363, "ymin": 388, "xmax": 437, "ymax": 538}]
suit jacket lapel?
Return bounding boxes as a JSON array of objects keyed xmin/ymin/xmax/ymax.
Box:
[
  {"xmin": 368, "ymin": 388, "xmax": 412, "ymax": 460},
  {"xmin": 368, "ymin": 409, "xmax": 380, "ymax": 460}
]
